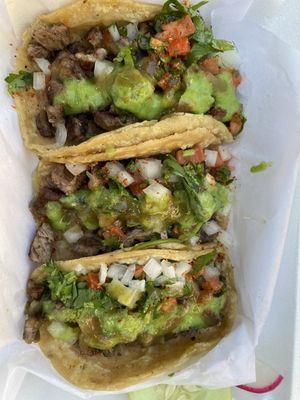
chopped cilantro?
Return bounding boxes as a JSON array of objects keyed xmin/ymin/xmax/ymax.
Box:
[{"xmin": 5, "ymin": 71, "xmax": 33, "ymax": 95}]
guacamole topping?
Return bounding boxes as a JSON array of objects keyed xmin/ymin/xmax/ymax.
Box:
[{"xmin": 25, "ymin": 250, "xmax": 227, "ymax": 350}]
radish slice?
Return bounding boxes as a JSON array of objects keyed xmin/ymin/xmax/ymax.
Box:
[{"xmin": 237, "ymin": 360, "xmax": 284, "ymax": 394}]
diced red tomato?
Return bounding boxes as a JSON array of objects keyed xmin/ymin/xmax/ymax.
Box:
[
  {"xmin": 176, "ymin": 144, "xmax": 205, "ymax": 165},
  {"xmin": 134, "ymin": 265, "xmax": 143, "ymax": 278},
  {"xmin": 214, "ymin": 153, "xmax": 224, "ymax": 168},
  {"xmin": 129, "ymin": 178, "xmax": 147, "ymax": 196},
  {"xmin": 197, "ymin": 289, "xmax": 213, "ymax": 304},
  {"xmin": 167, "ymin": 37, "xmax": 190, "ymax": 57},
  {"xmin": 229, "ymin": 113, "xmax": 243, "ymax": 136},
  {"xmin": 202, "ymin": 276, "xmax": 223, "ymax": 293},
  {"xmin": 160, "ymin": 297, "xmax": 177, "ymax": 312},
  {"xmin": 157, "ymin": 15, "xmax": 196, "ymax": 41},
  {"xmin": 201, "ymin": 57, "xmax": 220, "ymax": 75},
  {"xmin": 232, "ymin": 70, "xmax": 242, "ymax": 87},
  {"xmin": 86, "ymin": 273, "xmax": 102, "ymax": 290},
  {"xmin": 106, "ymin": 225, "xmax": 125, "ymax": 239},
  {"xmin": 158, "ymin": 72, "xmax": 171, "ymax": 90}
]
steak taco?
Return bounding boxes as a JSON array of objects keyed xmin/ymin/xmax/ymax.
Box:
[
  {"xmin": 29, "ymin": 133, "xmax": 234, "ymax": 263},
  {"xmin": 6, "ymin": 0, "xmax": 244, "ymax": 156},
  {"xmin": 24, "ymin": 246, "xmax": 237, "ymax": 390}
]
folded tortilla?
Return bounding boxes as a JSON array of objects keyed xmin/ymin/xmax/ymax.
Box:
[
  {"xmin": 29, "ymin": 246, "xmax": 236, "ymax": 390},
  {"xmin": 14, "ymin": 0, "xmax": 232, "ymax": 157}
]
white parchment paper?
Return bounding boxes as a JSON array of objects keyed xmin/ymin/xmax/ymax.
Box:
[{"xmin": 1, "ymin": 0, "xmax": 300, "ymax": 398}]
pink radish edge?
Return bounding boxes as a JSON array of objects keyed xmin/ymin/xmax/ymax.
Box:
[{"xmin": 236, "ymin": 375, "xmax": 284, "ymax": 394}]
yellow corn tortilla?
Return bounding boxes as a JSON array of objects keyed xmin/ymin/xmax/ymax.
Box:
[
  {"xmin": 13, "ymin": 0, "xmax": 232, "ymax": 157},
  {"xmin": 30, "ymin": 246, "xmax": 237, "ymax": 390}
]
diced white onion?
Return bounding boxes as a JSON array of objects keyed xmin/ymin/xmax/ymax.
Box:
[
  {"xmin": 117, "ymin": 170, "xmax": 135, "ymax": 187},
  {"xmin": 220, "ymin": 49, "xmax": 241, "ymax": 68},
  {"xmin": 136, "ymin": 159, "xmax": 162, "ymax": 180},
  {"xmin": 189, "ymin": 236, "xmax": 199, "ymax": 246},
  {"xmin": 126, "ymin": 23, "xmax": 138, "ymax": 40},
  {"xmin": 161, "ymin": 260, "xmax": 176, "ymax": 279},
  {"xmin": 128, "ymin": 279, "xmax": 146, "ymax": 292},
  {"xmin": 95, "ymin": 48, "xmax": 108, "ymax": 60},
  {"xmin": 121, "ymin": 264, "xmax": 136, "ymax": 285},
  {"xmin": 74, "ymin": 264, "xmax": 87, "ymax": 275},
  {"xmin": 94, "ymin": 59, "xmax": 114, "ymax": 78},
  {"xmin": 107, "ymin": 263, "xmax": 127, "ymax": 280},
  {"xmin": 204, "ymin": 149, "xmax": 218, "ymax": 167},
  {"xmin": 63, "ymin": 225, "xmax": 84, "ymax": 244},
  {"xmin": 65, "ymin": 163, "xmax": 87, "ymax": 176},
  {"xmin": 218, "ymin": 146, "xmax": 231, "ymax": 162},
  {"xmin": 203, "ymin": 264, "xmax": 220, "ymax": 280},
  {"xmin": 218, "ymin": 230, "xmax": 233, "ymax": 248},
  {"xmin": 155, "ymin": 275, "xmax": 168, "ymax": 286},
  {"xmin": 143, "ymin": 182, "xmax": 170, "ymax": 199},
  {"xmin": 98, "ymin": 263, "xmax": 108, "ymax": 284},
  {"xmin": 33, "ymin": 72, "xmax": 46, "ymax": 90},
  {"xmin": 55, "ymin": 122, "xmax": 67, "ymax": 147},
  {"xmin": 105, "ymin": 161, "xmax": 124, "ymax": 178},
  {"xmin": 160, "ymin": 231, "xmax": 168, "ymax": 239},
  {"xmin": 175, "ymin": 262, "xmax": 192, "ymax": 280},
  {"xmin": 108, "ymin": 24, "xmax": 120, "ymax": 41},
  {"xmin": 143, "ymin": 258, "xmax": 162, "ymax": 280},
  {"xmin": 202, "ymin": 221, "xmax": 222, "ymax": 236},
  {"xmin": 34, "ymin": 57, "xmax": 51, "ymax": 75}
]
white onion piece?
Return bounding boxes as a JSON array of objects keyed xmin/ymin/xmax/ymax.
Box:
[
  {"xmin": 63, "ymin": 225, "xmax": 84, "ymax": 244},
  {"xmin": 126, "ymin": 23, "xmax": 138, "ymax": 40},
  {"xmin": 121, "ymin": 264, "xmax": 136, "ymax": 285},
  {"xmin": 108, "ymin": 24, "xmax": 120, "ymax": 41},
  {"xmin": 161, "ymin": 261, "xmax": 176, "ymax": 279},
  {"xmin": 65, "ymin": 163, "xmax": 87, "ymax": 176},
  {"xmin": 175, "ymin": 262, "xmax": 192, "ymax": 280},
  {"xmin": 74, "ymin": 264, "xmax": 87, "ymax": 275},
  {"xmin": 95, "ymin": 48, "xmax": 108, "ymax": 60},
  {"xmin": 105, "ymin": 161, "xmax": 124, "ymax": 178},
  {"xmin": 136, "ymin": 159, "xmax": 162, "ymax": 180},
  {"xmin": 202, "ymin": 221, "xmax": 222, "ymax": 236},
  {"xmin": 189, "ymin": 236, "xmax": 199, "ymax": 246},
  {"xmin": 33, "ymin": 72, "xmax": 46, "ymax": 90},
  {"xmin": 143, "ymin": 258, "xmax": 162, "ymax": 280},
  {"xmin": 107, "ymin": 263, "xmax": 127, "ymax": 280},
  {"xmin": 128, "ymin": 279, "xmax": 146, "ymax": 292},
  {"xmin": 204, "ymin": 149, "xmax": 218, "ymax": 167},
  {"xmin": 160, "ymin": 231, "xmax": 168, "ymax": 239},
  {"xmin": 218, "ymin": 230, "xmax": 233, "ymax": 248},
  {"xmin": 117, "ymin": 170, "xmax": 135, "ymax": 187},
  {"xmin": 98, "ymin": 263, "xmax": 108, "ymax": 284},
  {"xmin": 55, "ymin": 122, "xmax": 67, "ymax": 147},
  {"xmin": 220, "ymin": 49, "xmax": 241, "ymax": 68},
  {"xmin": 35, "ymin": 57, "xmax": 51, "ymax": 75},
  {"xmin": 143, "ymin": 182, "xmax": 170, "ymax": 199},
  {"xmin": 203, "ymin": 264, "xmax": 220, "ymax": 280},
  {"xmin": 94, "ymin": 59, "xmax": 113, "ymax": 78},
  {"xmin": 218, "ymin": 146, "xmax": 231, "ymax": 162}
]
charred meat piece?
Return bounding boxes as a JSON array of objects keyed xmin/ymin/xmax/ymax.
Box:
[
  {"xmin": 27, "ymin": 279, "xmax": 45, "ymax": 302},
  {"xmin": 50, "ymin": 164, "xmax": 86, "ymax": 195},
  {"xmin": 36, "ymin": 109, "xmax": 55, "ymax": 138},
  {"xmin": 23, "ymin": 317, "xmax": 41, "ymax": 344},
  {"xmin": 68, "ymin": 37, "xmax": 93, "ymax": 54},
  {"xmin": 46, "ymin": 104, "xmax": 64, "ymax": 126},
  {"xmin": 27, "ymin": 41, "xmax": 50, "ymax": 59},
  {"xmin": 66, "ymin": 114, "xmax": 101, "ymax": 145},
  {"xmin": 30, "ymin": 186, "xmax": 64, "ymax": 223},
  {"xmin": 47, "ymin": 80, "xmax": 64, "ymax": 102},
  {"xmin": 208, "ymin": 107, "xmax": 227, "ymax": 121},
  {"xmin": 122, "ymin": 229, "xmax": 154, "ymax": 247},
  {"xmin": 73, "ymin": 233, "xmax": 103, "ymax": 257},
  {"xmin": 93, "ymin": 110, "xmax": 124, "ymax": 131},
  {"xmin": 50, "ymin": 50, "xmax": 85, "ymax": 81},
  {"xmin": 32, "ymin": 24, "xmax": 71, "ymax": 51},
  {"xmin": 87, "ymin": 27, "xmax": 103, "ymax": 48},
  {"xmin": 75, "ymin": 53, "xmax": 96, "ymax": 72},
  {"xmin": 29, "ymin": 223, "xmax": 55, "ymax": 263}
]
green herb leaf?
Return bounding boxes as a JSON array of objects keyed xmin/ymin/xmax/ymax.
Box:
[
  {"xmin": 250, "ymin": 161, "xmax": 273, "ymax": 173},
  {"xmin": 193, "ymin": 250, "xmax": 217, "ymax": 274},
  {"xmin": 213, "ymin": 165, "xmax": 234, "ymax": 186},
  {"xmin": 114, "ymin": 46, "xmax": 135, "ymax": 67},
  {"xmin": 5, "ymin": 71, "xmax": 33, "ymax": 95},
  {"xmin": 137, "ymin": 33, "xmax": 152, "ymax": 50}
]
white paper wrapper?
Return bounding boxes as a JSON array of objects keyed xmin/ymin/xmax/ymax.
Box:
[{"xmin": 1, "ymin": 0, "xmax": 300, "ymax": 398}]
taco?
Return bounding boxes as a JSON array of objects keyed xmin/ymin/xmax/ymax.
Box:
[
  {"xmin": 23, "ymin": 245, "xmax": 237, "ymax": 390},
  {"xmin": 6, "ymin": 0, "xmax": 244, "ymax": 156},
  {"xmin": 29, "ymin": 132, "xmax": 234, "ymax": 263}
]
